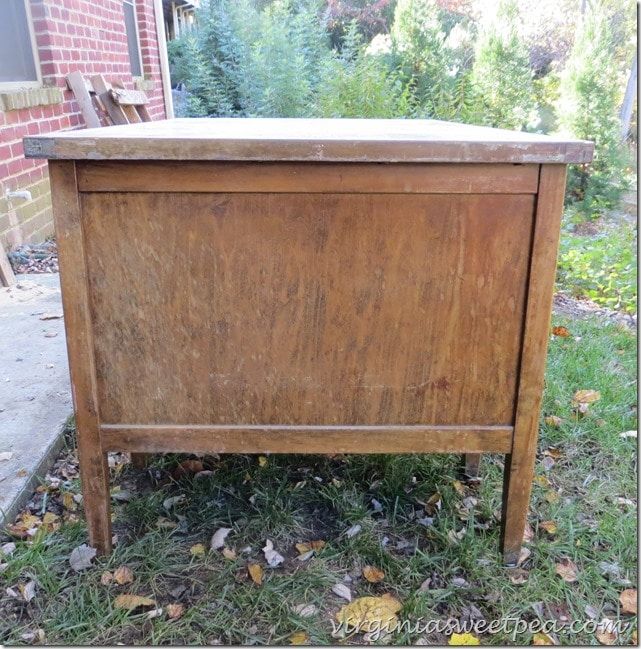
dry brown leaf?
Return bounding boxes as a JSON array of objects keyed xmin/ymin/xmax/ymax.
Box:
[
  {"xmin": 69, "ymin": 544, "xmax": 97, "ymax": 572},
  {"xmin": 544, "ymin": 416, "xmax": 563, "ymax": 427},
  {"xmin": 507, "ymin": 568, "xmax": 529, "ymax": 585},
  {"xmin": 544, "ymin": 447, "xmax": 563, "ymax": 459},
  {"xmin": 114, "ymin": 565, "xmax": 134, "ymax": 585},
  {"xmin": 595, "ymin": 619, "xmax": 618, "ymax": 645},
  {"xmin": 555, "ymin": 558, "xmax": 578, "ymax": 583},
  {"xmin": 517, "ymin": 547, "xmax": 531, "ymax": 567},
  {"xmin": 362, "ymin": 565, "xmax": 385, "ymax": 583},
  {"xmin": 173, "ymin": 459, "xmax": 204, "ymax": 478},
  {"xmin": 101, "ymin": 571, "xmax": 113, "ymax": 585},
  {"xmin": 222, "ymin": 547, "xmax": 237, "ymax": 560},
  {"xmin": 522, "ymin": 521, "xmax": 534, "ymax": 542},
  {"xmin": 619, "ymin": 588, "xmax": 637, "ymax": 614},
  {"xmin": 113, "ymin": 594, "xmax": 156, "ymax": 610},
  {"xmin": 452, "ymin": 480, "xmax": 466, "ymax": 496},
  {"xmin": 248, "ymin": 563, "xmax": 263, "ymax": 585},
  {"xmin": 335, "ymin": 594, "xmax": 402, "ymax": 633},
  {"xmin": 295, "ymin": 540, "xmax": 326, "ymax": 554},
  {"xmin": 190, "ymin": 544, "xmax": 206, "ymax": 557},
  {"xmin": 62, "ymin": 492, "xmax": 77, "ymax": 511},
  {"xmin": 289, "ymin": 631, "xmax": 309, "ymax": 645},
  {"xmin": 552, "ymin": 326, "xmax": 571, "ymax": 338},
  {"xmin": 572, "ymin": 389, "xmax": 601, "ymax": 405},
  {"xmin": 424, "ymin": 492, "xmax": 442, "ymax": 515},
  {"xmin": 166, "ymin": 603, "xmax": 185, "ymax": 620},
  {"xmin": 540, "ymin": 521, "xmax": 558, "ymax": 535}
]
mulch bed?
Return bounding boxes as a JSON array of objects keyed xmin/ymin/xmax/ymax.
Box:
[{"xmin": 7, "ymin": 241, "xmax": 58, "ymax": 275}]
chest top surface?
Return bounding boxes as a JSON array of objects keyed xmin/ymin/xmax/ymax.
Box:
[{"xmin": 24, "ymin": 118, "xmax": 593, "ymax": 164}]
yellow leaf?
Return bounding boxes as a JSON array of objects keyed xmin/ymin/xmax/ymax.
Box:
[
  {"xmin": 554, "ymin": 558, "xmax": 578, "ymax": 583},
  {"xmin": 289, "ymin": 631, "xmax": 309, "ymax": 645},
  {"xmin": 532, "ymin": 632, "xmax": 555, "ymax": 645},
  {"xmin": 62, "ymin": 492, "xmax": 77, "ymax": 511},
  {"xmin": 619, "ymin": 588, "xmax": 637, "ymax": 615},
  {"xmin": 114, "ymin": 594, "xmax": 156, "ymax": 610},
  {"xmin": 295, "ymin": 540, "xmax": 326, "ymax": 554},
  {"xmin": 545, "ymin": 490, "xmax": 560, "ymax": 504},
  {"xmin": 42, "ymin": 512, "xmax": 60, "ymax": 532},
  {"xmin": 190, "ymin": 543, "xmax": 206, "ymax": 557},
  {"xmin": 452, "ymin": 480, "xmax": 466, "ymax": 496},
  {"xmin": 248, "ymin": 563, "xmax": 263, "ymax": 585},
  {"xmin": 222, "ymin": 547, "xmax": 237, "ymax": 560},
  {"xmin": 114, "ymin": 565, "xmax": 134, "ymax": 585},
  {"xmin": 424, "ymin": 492, "xmax": 442, "ymax": 515},
  {"xmin": 166, "ymin": 603, "xmax": 184, "ymax": 620},
  {"xmin": 448, "ymin": 632, "xmax": 480, "ymax": 645},
  {"xmin": 572, "ymin": 389, "xmax": 601, "ymax": 405},
  {"xmin": 362, "ymin": 565, "xmax": 385, "ymax": 583},
  {"xmin": 258, "ymin": 456, "xmax": 268, "ymax": 467},
  {"xmin": 533, "ymin": 475, "xmax": 551, "ymax": 488},
  {"xmin": 544, "ymin": 416, "xmax": 563, "ymax": 427},
  {"xmin": 540, "ymin": 521, "xmax": 557, "ymax": 535},
  {"xmin": 335, "ymin": 594, "xmax": 402, "ymax": 633}
]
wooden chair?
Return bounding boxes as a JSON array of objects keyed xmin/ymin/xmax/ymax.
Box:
[{"xmin": 66, "ymin": 72, "xmax": 152, "ymax": 128}]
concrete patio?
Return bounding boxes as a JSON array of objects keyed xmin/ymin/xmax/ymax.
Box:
[{"xmin": 0, "ymin": 274, "xmax": 70, "ymax": 526}]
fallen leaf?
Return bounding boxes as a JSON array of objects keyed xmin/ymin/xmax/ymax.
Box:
[
  {"xmin": 345, "ymin": 524, "xmax": 362, "ymax": 538},
  {"xmin": 522, "ymin": 521, "xmax": 534, "ymax": 542},
  {"xmin": 248, "ymin": 563, "xmax": 263, "ymax": 585},
  {"xmin": 19, "ymin": 581, "xmax": 37, "ymax": 602},
  {"xmin": 533, "ymin": 475, "xmax": 551, "ymax": 488},
  {"xmin": 552, "ymin": 326, "xmax": 571, "ymax": 338},
  {"xmin": 532, "ymin": 632, "xmax": 556, "ymax": 645},
  {"xmin": 332, "ymin": 583, "xmax": 352, "ymax": 602},
  {"xmin": 452, "ymin": 480, "xmax": 466, "ymax": 496},
  {"xmin": 448, "ymin": 632, "xmax": 480, "ymax": 645},
  {"xmin": 508, "ymin": 568, "xmax": 529, "ymax": 585},
  {"xmin": 424, "ymin": 492, "xmax": 442, "ymax": 515},
  {"xmin": 258, "ymin": 456, "xmax": 268, "ymax": 467},
  {"xmin": 544, "ymin": 447, "xmax": 563, "ymax": 460},
  {"xmin": 62, "ymin": 492, "xmax": 77, "ymax": 511},
  {"xmin": 336, "ymin": 594, "xmax": 402, "ymax": 633},
  {"xmin": 173, "ymin": 459, "xmax": 204, "ymax": 478},
  {"xmin": 595, "ymin": 618, "xmax": 618, "ymax": 645},
  {"xmin": 39, "ymin": 312, "xmax": 63, "ymax": 320},
  {"xmin": 297, "ymin": 550, "xmax": 314, "ymax": 562},
  {"xmin": 112, "ymin": 565, "xmax": 134, "ymax": 585},
  {"xmin": 545, "ymin": 490, "xmax": 560, "ymax": 504},
  {"xmin": 69, "ymin": 544, "xmax": 97, "ymax": 572},
  {"xmin": 101, "ymin": 571, "xmax": 113, "ymax": 585},
  {"xmin": 293, "ymin": 603, "xmax": 317, "ymax": 618},
  {"xmin": 289, "ymin": 631, "xmax": 309, "ymax": 645},
  {"xmin": 517, "ymin": 547, "xmax": 531, "ymax": 567},
  {"xmin": 114, "ymin": 594, "xmax": 156, "ymax": 610},
  {"xmin": 362, "ymin": 565, "xmax": 385, "ymax": 583},
  {"xmin": 295, "ymin": 540, "xmax": 326, "ymax": 554},
  {"xmin": 555, "ymin": 558, "xmax": 578, "ymax": 583},
  {"xmin": 163, "ymin": 495, "xmax": 185, "ymax": 510},
  {"xmin": 418, "ymin": 577, "xmax": 432, "ymax": 592},
  {"xmin": 540, "ymin": 521, "xmax": 558, "ymax": 535},
  {"xmin": 620, "ymin": 430, "xmax": 637, "ymax": 439},
  {"xmin": 263, "ymin": 539, "xmax": 284, "ymax": 567},
  {"xmin": 190, "ymin": 544, "xmax": 206, "ymax": 557},
  {"xmin": 619, "ymin": 588, "xmax": 637, "ymax": 614},
  {"xmin": 0, "ymin": 452, "xmax": 13, "ymax": 461},
  {"xmin": 222, "ymin": 547, "xmax": 237, "ymax": 560},
  {"xmin": 1, "ymin": 542, "xmax": 16, "ymax": 556},
  {"xmin": 572, "ymin": 389, "xmax": 601, "ymax": 406},
  {"xmin": 544, "ymin": 416, "xmax": 563, "ymax": 427},
  {"xmin": 210, "ymin": 527, "xmax": 232, "ymax": 550},
  {"xmin": 166, "ymin": 603, "xmax": 184, "ymax": 620}
]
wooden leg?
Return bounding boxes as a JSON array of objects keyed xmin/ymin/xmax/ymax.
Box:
[
  {"xmin": 77, "ymin": 442, "xmax": 112, "ymax": 556},
  {"xmin": 463, "ymin": 453, "xmax": 481, "ymax": 478},
  {"xmin": 131, "ymin": 453, "xmax": 150, "ymax": 470}
]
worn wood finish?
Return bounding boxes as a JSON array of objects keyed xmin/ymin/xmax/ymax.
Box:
[
  {"xmin": 76, "ymin": 161, "xmax": 540, "ymax": 194},
  {"xmin": 81, "ymin": 191, "xmax": 533, "ymax": 427},
  {"xmin": 29, "ymin": 118, "xmax": 593, "ymax": 560},
  {"xmin": 23, "ymin": 118, "xmax": 594, "ymax": 163},
  {"xmin": 102, "ymin": 425, "xmax": 513, "ymax": 454},
  {"xmin": 0, "ymin": 240, "xmax": 16, "ymax": 287},
  {"xmin": 48, "ymin": 161, "xmax": 112, "ymax": 555},
  {"xmin": 500, "ymin": 165, "xmax": 568, "ymax": 565}
]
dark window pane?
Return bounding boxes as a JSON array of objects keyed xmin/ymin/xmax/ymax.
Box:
[
  {"xmin": 0, "ymin": 0, "xmax": 38, "ymax": 83},
  {"xmin": 123, "ymin": 1, "xmax": 142, "ymax": 77}
]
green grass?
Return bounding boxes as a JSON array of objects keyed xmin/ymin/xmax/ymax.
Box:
[{"xmin": 0, "ymin": 315, "xmax": 636, "ymax": 645}]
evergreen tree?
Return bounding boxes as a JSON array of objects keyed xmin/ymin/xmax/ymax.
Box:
[
  {"xmin": 557, "ymin": 1, "xmax": 627, "ymax": 209},
  {"xmin": 470, "ymin": 0, "xmax": 536, "ymax": 130}
]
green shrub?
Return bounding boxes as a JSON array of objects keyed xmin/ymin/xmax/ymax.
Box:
[
  {"xmin": 557, "ymin": 2, "xmax": 629, "ymax": 211},
  {"xmin": 469, "ymin": 0, "xmax": 537, "ymax": 130},
  {"xmin": 557, "ymin": 214, "xmax": 637, "ymax": 314}
]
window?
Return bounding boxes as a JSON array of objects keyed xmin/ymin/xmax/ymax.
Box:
[
  {"xmin": 123, "ymin": 0, "xmax": 143, "ymax": 78},
  {"xmin": 0, "ymin": 0, "xmax": 41, "ymax": 90}
]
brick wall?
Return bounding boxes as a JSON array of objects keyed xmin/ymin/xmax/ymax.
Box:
[{"xmin": 0, "ymin": 0, "xmax": 167, "ymax": 250}]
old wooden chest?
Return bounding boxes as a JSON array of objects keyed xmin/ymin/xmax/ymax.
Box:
[{"xmin": 25, "ymin": 118, "xmax": 593, "ymax": 563}]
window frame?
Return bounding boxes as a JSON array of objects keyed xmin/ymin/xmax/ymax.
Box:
[
  {"xmin": 0, "ymin": 0, "xmax": 43, "ymax": 91},
  {"xmin": 123, "ymin": 0, "xmax": 144, "ymax": 80}
]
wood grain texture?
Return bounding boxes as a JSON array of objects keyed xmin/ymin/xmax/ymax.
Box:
[
  {"xmin": 80, "ymin": 191, "xmax": 534, "ymax": 428},
  {"xmin": 49, "ymin": 161, "xmax": 112, "ymax": 555},
  {"xmin": 23, "ymin": 118, "xmax": 594, "ymax": 163},
  {"xmin": 76, "ymin": 161, "xmax": 539, "ymax": 194},
  {"xmin": 101, "ymin": 425, "xmax": 513, "ymax": 454},
  {"xmin": 500, "ymin": 165, "xmax": 568, "ymax": 565}
]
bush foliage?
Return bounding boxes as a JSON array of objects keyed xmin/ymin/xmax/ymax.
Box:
[{"xmin": 168, "ymin": 0, "xmax": 635, "ymax": 210}]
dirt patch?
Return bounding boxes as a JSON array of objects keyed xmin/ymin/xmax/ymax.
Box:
[{"xmin": 553, "ymin": 291, "xmax": 636, "ymax": 330}]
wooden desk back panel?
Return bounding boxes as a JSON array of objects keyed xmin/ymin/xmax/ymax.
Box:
[{"xmin": 79, "ymin": 162, "xmax": 535, "ymax": 430}]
